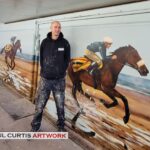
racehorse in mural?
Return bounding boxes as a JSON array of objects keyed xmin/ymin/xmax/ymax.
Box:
[
  {"xmin": 0, "ymin": 40, "xmax": 22, "ymax": 70},
  {"xmin": 68, "ymin": 45, "xmax": 149, "ymax": 126}
]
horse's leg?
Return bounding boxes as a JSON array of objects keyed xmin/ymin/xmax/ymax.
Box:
[
  {"xmin": 10, "ymin": 59, "xmax": 13, "ymax": 69},
  {"xmin": 6, "ymin": 54, "xmax": 12, "ymax": 69},
  {"xmin": 100, "ymin": 88, "xmax": 118, "ymax": 108},
  {"xmin": 72, "ymin": 83, "xmax": 78, "ymax": 105},
  {"xmin": 77, "ymin": 83, "xmax": 95, "ymax": 102},
  {"xmin": 100, "ymin": 88, "xmax": 130, "ymax": 123},
  {"xmin": 112, "ymin": 89, "xmax": 130, "ymax": 124},
  {"xmin": 71, "ymin": 82, "xmax": 95, "ymax": 136},
  {"xmin": 11, "ymin": 59, "xmax": 15, "ymax": 70},
  {"xmin": 5, "ymin": 56, "xmax": 10, "ymax": 70},
  {"xmin": 72, "ymin": 107, "xmax": 84, "ymax": 125},
  {"xmin": 71, "ymin": 82, "xmax": 85, "ymax": 126},
  {"xmin": 13, "ymin": 61, "xmax": 15, "ymax": 69}
]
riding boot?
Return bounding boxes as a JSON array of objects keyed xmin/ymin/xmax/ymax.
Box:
[
  {"xmin": 88, "ymin": 62, "xmax": 96, "ymax": 75},
  {"xmin": 88, "ymin": 62, "xmax": 98, "ymax": 89}
]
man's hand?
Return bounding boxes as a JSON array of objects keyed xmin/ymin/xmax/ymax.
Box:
[{"xmin": 111, "ymin": 55, "xmax": 117, "ymax": 60}]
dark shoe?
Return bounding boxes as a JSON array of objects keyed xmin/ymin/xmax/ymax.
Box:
[
  {"xmin": 90, "ymin": 70, "xmax": 98, "ymax": 89},
  {"xmin": 93, "ymin": 77, "xmax": 97, "ymax": 89},
  {"xmin": 31, "ymin": 121, "xmax": 41, "ymax": 132},
  {"xmin": 88, "ymin": 63, "xmax": 98, "ymax": 89},
  {"xmin": 88, "ymin": 66, "xmax": 95, "ymax": 75},
  {"xmin": 30, "ymin": 127, "xmax": 40, "ymax": 132},
  {"xmin": 58, "ymin": 127, "xmax": 67, "ymax": 132},
  {"xmin": 88, "ymin": 62, "xmax": 97, "ymax": 74}
]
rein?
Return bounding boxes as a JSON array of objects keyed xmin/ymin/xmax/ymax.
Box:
[{"xmin": 113, "ymin": 48, "xmax": 139, "ymax": 70}]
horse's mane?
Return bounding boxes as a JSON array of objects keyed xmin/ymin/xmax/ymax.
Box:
[
  {"xmin": 15, "ymin": 40, "xmax": 20, "ymax": 43},
  {"xmin": 103, "ymin": 45, "xmax": 134, "ymax": 65},
  {"xmin": 113, "ymin": 45, "xmax": 132, "ymax": 54}
]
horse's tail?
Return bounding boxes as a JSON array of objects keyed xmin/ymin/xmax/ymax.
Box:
[
  {"xmin": 68, "ymin": 61, "xmax": 76, "ymax": 84},
  {"xmin": 68, "ymin": 61, "xmax": 95, "ymax": 103}
]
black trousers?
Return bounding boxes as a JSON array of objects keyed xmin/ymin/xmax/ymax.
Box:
[{"xmin": 31, "ymin": 77, "xmax": 65, "ymax": 130}]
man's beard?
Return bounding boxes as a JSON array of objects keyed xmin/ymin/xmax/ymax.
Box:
[{"xmin": 54, "ymin": 32, "xmax": 60, "ymax": 36}]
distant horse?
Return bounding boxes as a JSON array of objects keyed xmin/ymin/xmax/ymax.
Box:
[
  {"xmin": 1, "ymin": 40, "xmax": 22, "ymax": 70},
  {"xmin": 68, "ymin": 45, "xmax": 149, "ymax": 125}
]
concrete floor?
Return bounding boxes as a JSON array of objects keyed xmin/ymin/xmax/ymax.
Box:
[{"xmin": 0, "ymin": 81, "xmax": 87, "ymax": 150}]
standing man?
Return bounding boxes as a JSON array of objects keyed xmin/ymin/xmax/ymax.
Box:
[{"xmin": 31, "ymin": 21, "xmax": 70, "ymax": 132}]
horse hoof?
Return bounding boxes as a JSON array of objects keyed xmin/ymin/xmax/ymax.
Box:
[
  {"xmin": 123, "ymin": 116, "xmax": 129, "ymax": 124},
  {"xmin": 81, "ymin": 110, "xmax": 86, "ymax": 115},
  {"xmin": 71, "ymin": 121, "xmax": 76, "ymax": 129},
  {"xmin": 71, "ymin": 124, "xmax": 76, "ymax": 129},
  {"xmin": 99, "ymin": 99, "xmax": 105, "ymax": 104},
  {"xmin": 87, "ymin": 131, "xmax": 96, "ymax": 137}
]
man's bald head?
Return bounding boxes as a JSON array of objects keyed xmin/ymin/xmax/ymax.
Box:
[
  {"xmin": 51, "ymin": 21, "xmax": 61, "ymax": 28},
  {"xmin": 50, "ymin": 21, "xmax": 61, "ymax": 40}
]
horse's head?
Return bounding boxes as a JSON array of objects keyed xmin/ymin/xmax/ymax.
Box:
[
  {"xmin": 113, "ymin": 45, "xmax": 149, "ymax": 76},
  {"xmin": 124, "ymin": 45, "xmax": 149, "ymax": 76}
]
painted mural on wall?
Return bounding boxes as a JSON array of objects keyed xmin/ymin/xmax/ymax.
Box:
[
  {"xmin": 45, "ymin": 44, "xmax": 150, "ymax": 149},
  {"xmin": 0, "ymin": 31, "xmax": 38, "ymax": 99},
  {"xmin": 69, "ymin": 44, "xmax": 149, "ymax": 124},
  {"xmin": 40, "ymin": 9, "xmax": 150, "ymax": 150},
  {"xmin": 0, "ymin": 2, "xmax": 150, "ymax": 149},
  {"xmin": 0, "ymin": 36, "xmax": 22, "ymax": 70}
]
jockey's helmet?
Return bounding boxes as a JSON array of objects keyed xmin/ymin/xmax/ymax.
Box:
[
  {"xmin": 10, "ymin": 36, "xmax": 17, "ymax": 42},
  {"xmin": 103, "ymin": 36, "xmax": 113, "ymax": 44}
]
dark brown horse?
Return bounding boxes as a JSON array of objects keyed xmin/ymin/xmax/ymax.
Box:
[
  {"xmin": 1, "ymin": 40, "xmax": 22, "ymax": 70},
  {"xmin": 68, "ymin": 45, "xmax": 149, "ymax": 125}
]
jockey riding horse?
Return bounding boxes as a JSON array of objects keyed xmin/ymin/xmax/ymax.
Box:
[{"xmin": 83, "ymin": 36, "xmax": 116, "ymax": 88}]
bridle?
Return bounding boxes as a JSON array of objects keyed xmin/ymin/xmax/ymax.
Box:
[
  {"xmin": 114, "ymin": 48, "xmax": 144, "ymax": 71},
  {"xmin": 125, "ymin": 49, "xmax": 138, "ymax": 70}
]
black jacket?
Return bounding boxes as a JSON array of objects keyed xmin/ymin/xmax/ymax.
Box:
[{"xmin": 40, "ymin": 32, "xmax": 70, "ymax": 79}]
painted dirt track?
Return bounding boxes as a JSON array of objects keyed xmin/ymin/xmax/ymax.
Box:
[
  {"xmin": 0, "ymin": 55, "xmax": 39, "ymax": 98},
  {"xmin": 47, "ymin": 78, "xmax": 150, "ymax": 150}
]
